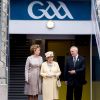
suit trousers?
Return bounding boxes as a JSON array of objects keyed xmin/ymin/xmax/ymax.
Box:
[{"xmin": 66, "ymin": 84, "xmax": 83, "ymax": 100}]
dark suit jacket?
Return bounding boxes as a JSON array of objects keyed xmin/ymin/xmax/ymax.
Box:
[{"xmin": 64, "ymin": 55, "xmax": 86, "ymax": 86}]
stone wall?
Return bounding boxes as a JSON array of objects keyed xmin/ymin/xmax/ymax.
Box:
[{"xmin": 0, "ymin": 0, "xmax": 8, "ymax": 100}]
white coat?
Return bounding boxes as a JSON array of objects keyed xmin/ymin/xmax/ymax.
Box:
[{"xmin": 40, "ymin": 61, "xmax": 61, "ymax": 100}]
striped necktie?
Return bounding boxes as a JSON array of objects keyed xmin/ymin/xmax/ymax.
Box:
[{"xmin": 73, "ymin": 56, "xmax": 76, "ymax": 67}]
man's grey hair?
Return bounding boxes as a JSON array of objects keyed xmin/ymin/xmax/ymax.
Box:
[{"xmin": 70, "ymin": 46, "xmax": 78, "ymax": 52}]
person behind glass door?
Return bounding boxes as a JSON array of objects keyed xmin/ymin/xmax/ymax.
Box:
[
  {"xmin": 64, "ymin": 46, "xmax": 86, "ymax": 100},
  {"xmin": 40, "ymin": 51, "xmax": 61, "ymax": 100},
  {"xmin": 24, "ymin": 44, "xmax": 43, "ymax": 100}
]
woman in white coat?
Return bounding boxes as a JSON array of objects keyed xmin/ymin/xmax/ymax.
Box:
[{"xmin": 40, "ymin": 51, "xmax": 61, "ymax": 100}]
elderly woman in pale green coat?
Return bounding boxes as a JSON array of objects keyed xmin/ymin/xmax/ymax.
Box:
[{"xmin": 40, "ymin": 51, "xmax": 61, "ymax": 100}]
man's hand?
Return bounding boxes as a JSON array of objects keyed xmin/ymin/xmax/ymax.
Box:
[{"xmin": 68, "ymin": 70, "xmax": 76, "ymax": 74}]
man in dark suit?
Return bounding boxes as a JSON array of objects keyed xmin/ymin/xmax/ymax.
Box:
[{"xmin": 64, "ymin": 46, "xmax": 86, "ymax": 100}]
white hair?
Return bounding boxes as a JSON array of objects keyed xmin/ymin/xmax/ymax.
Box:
[{"xmin": 70, "ymin": 46, "xmax": 78, "ymax": 52}]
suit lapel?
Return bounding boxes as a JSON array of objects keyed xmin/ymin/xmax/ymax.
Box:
[{"xmin": 75, "ymin": 55, "xmax": 80, "ymax": 67}]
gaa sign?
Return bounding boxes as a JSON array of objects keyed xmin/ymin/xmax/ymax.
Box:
[
  {"xmin": 10, "ymin": 0, "xmax": 91, "ymax": 20},
  {"xmin": 28, "ymin": 1, "xmax": 74, "ymax": 19}
]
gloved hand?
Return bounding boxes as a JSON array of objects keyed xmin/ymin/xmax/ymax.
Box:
[{"xmin": 47, "ymin": 72, "xmax": 55, "ymax": 77}]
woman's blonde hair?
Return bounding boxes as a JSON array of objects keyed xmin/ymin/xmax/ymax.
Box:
[{"xmin": 30, "ymin": 44, "xmax": 40, "ymax": 54}]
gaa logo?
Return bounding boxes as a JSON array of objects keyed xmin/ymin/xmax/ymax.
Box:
[{"xmin": 28, "ymin": 1, "xmax": 74, "ymax": 19}]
